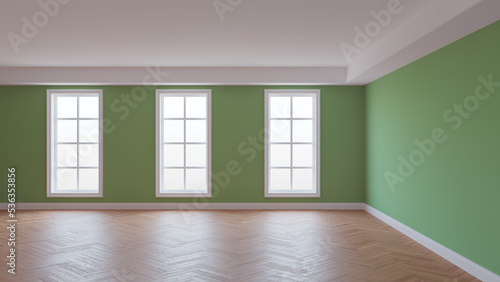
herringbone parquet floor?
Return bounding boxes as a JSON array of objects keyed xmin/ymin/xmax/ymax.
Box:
[{"xmin": 0, "ymin": 210, "xmax": 479, "ymax": 282}]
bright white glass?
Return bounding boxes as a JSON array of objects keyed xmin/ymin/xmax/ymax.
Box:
[
  {"xmin": 186, "ymin": 97, "xmax": 206, "ymax": 118},
  {"xmin": 292, "ymin": 144, "xmax": 313, "ymax": 167},
  {"xmin": 270, "ymin": 169, "xmax": 291, "ymax": 191},
  {"xmin": 270, "ymin": 144, "xmax": 290, "ymax": 167},
  {"xmin": 79, "ymin": 120, "xmax": 99, "ymax": 142},
  {"xmin": 163, "ymin": 144, "xmax": 184, "ymax": 167},
  {"xmin": 57, "ymin": 169, "xmax": 77, "ymax": 190},
  {"xmin": 292, "ymin": 97, "xmax": 313, "ymax": 118},
  {"xmin": 270, "ymin": 120, "xmax": 290, "ymax": 142},
  {"xmin": 270, "ymin": 97, "xmax": 290, "ymax": 118},
  {"xmin": 79, "ymin": 169, "xmax": 99, "ymax": 191},
  {"xmin": 163, "ymin": 169, "xmax": 184, "ymax": 191},
  {"xmin": 57, "ymin": 145, "xmax": 77, "ymax": 167},
  {"xmin": 57, "ymin": 120, "xmax": 77, "ymax": 142},
  {"xmin": 292, "ymin": 169, "xmax": 313, "ymax": 191},
  {"xmin": 164, "ymin": 97, "xmax": 184, "ymax": 118},
  {"xmin": 186, "ymin": 144, "xmax": 206, "ymax": 167},
  {"xmin": 163, "ymin": 120, "xmax": 184, "ymax": 142},
  {"xmin": 185, "ymin": 169, "xmax": 207, "ymax": 191},
  {"xmin": 292, "ymin": 120, "xmax": 313, "ymax": 142},
  {"xmin": 186, "ymin": 120, "xmax": 206, "ymax": 142},
  {"xmin": 79, "ymin": 144, "xmax": 99, "ymax": 167},
  {"xmin": 79, "ymin": 96, "xmax": 99, "ymax": 118},
  {"xmin": 57, "ymin": 97, "xmax": 77, "ymax": 118}
]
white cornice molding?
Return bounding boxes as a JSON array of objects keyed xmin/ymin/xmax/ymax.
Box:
[
  {"xmin": 0, "ymin": 66, "xmax": 348, "ymax": 86},
  {"xmin": 347, "ymin": 0, "xmax": 500, "ymax": 84},
  {"xmin": 0, "ymin": 2, "xmax": 499, "ymax": 86}
]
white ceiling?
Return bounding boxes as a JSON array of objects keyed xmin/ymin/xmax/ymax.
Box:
[{"xmin": 0, "ymin": 0, "xmax": 499, "ymax": 85}]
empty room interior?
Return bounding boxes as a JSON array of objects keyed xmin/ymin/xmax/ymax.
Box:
[{"xmin": 1, "ymin": 0, "xmax": 500, "ymax": 281}]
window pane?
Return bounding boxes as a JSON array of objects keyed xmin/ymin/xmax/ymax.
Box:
[
  {"xmin": 57, "ymin": 97, "xmax": 77, "ymax": 118},
  {"xmin": 293, "ymin": 169, "xmax": 313, "ymax": 191},
  {"xmin": 292, "ymin": 120, "xmax": 313, "ymax": 142},
  {"xmin": 57, "ymin": 145, "xmax": 77, "ymax": 167},
  {"xmin": 292, "ymin": 97, "xmax": 313, "ymax": 118},
  {"xmin": 79, "ymin": 96, "xmax": 99, "ymax": 118},
  {"xmin": 270, "ymin": 144, "xmax": 290, "ymax": 167},
  {"xmin": 79, "ymin": 120, "xmax": 99, "ymax": 142},
  {"xmin": 164, "ymin": 120, "xmax": 184, "ymax": 142},
  {"xmin": 57, "ymin": 169, "xmax": 77, "ymax": 191},
  {"xmin": 158, "ymin": 92, "xmax": 211, "ymax": 196},
  {"xmin": 292, "ymin": 144, "xmax": 313, "ymax": 167},
  {"xmin": 270, "ymin": 120, "xmax": 290, "ymax": 142},
  {"xmin": 270, "ymin": 97, "xmax": 290, "ymax": 118},
  {"xmin": 164, "ymin": 97, "xmax": 184, "ymax": 118},
  {"xmin": 186, "ymin": 144, "xmax": 206, "ymax": 167},
  {"xmin": 186, "ymin": 120, "xmax": 206, "ymax": 142},
  {"xmin": 185, "ymin": 169, "xmax": 207, "ymax": 191},
  {"xmin": 79, "ymin": 169, "xmax": 99, "ymax": 191},
  {"xmin": 186, "ymin": 96, "xmax": 206, "ymax": 118},
  {"xmin": 270, "ymin": 169, "xmax": 291, "ymax": 191},
  {"xmin": 163, "ymin": 169, "xmax": 184, "ymax": 191},
  {"xmin": 49, "ymin": 92, "xmax": 103, "ymax": 197},
  {"xmin": 164, "ymin": 144, "xmax": 184, "ymax": 167},
  {"xmin": 57, "ymin": 120, "xmax": 77, "ymax": 142},
  {"xmin": 79, "ymin": 144, "xmax": 99, "ymax": 167}
]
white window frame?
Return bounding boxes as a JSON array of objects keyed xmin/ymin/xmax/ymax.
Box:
[
  {"xmin": 264, "ymin": 89, "xmax": 321, "ymax": 197},
  {"xmin": 156, "ymin": 89, "xmax": 212, "ymax": 197},
  {"xmin": 46, "ymin": 89, "xmax": 104, "ymax": 197}
]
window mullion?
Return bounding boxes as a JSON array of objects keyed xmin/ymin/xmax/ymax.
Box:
[
  {"xmin": 183, "ymin": 96, "xmax": 187, "ymax": 191},
  {"xmin": 76, "ymin": 96, "xmax": 80, "ymax": 191},
  {"xmin": 54, "ymin": 96, "xmax": 58, "ymax": 192},
  {"xmin": 160, "ymin": 95, "xmax": 165, "ymax": 192},
  {"xmin": 290, "ymin": 97, "xmax": 293, "ymax": 191}
]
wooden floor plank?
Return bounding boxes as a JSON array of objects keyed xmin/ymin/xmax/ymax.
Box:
[{"xmin": 0, "ymin": 210, "xmax": 479, "ymax": 281}]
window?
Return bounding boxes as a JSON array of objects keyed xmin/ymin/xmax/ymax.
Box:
[
  {"xmin": 47, "ymin": 90, "xmax": 103, "ymax": 197},
  {"xmin": 265, "ymin": 90, "xmax": 320, "ymax": 197},
  {"xmin": 156, "ymin": 90, "xmax": 212, "ymax": 197}
]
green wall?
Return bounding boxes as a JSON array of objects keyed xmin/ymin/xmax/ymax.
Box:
[
  {"xmin": 0, "ymin": 86, "xmax": 365, "ymax": 203},
  {"xmin": 366, "ymin": 21, "xmax": 500, "ymax": 275}
]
